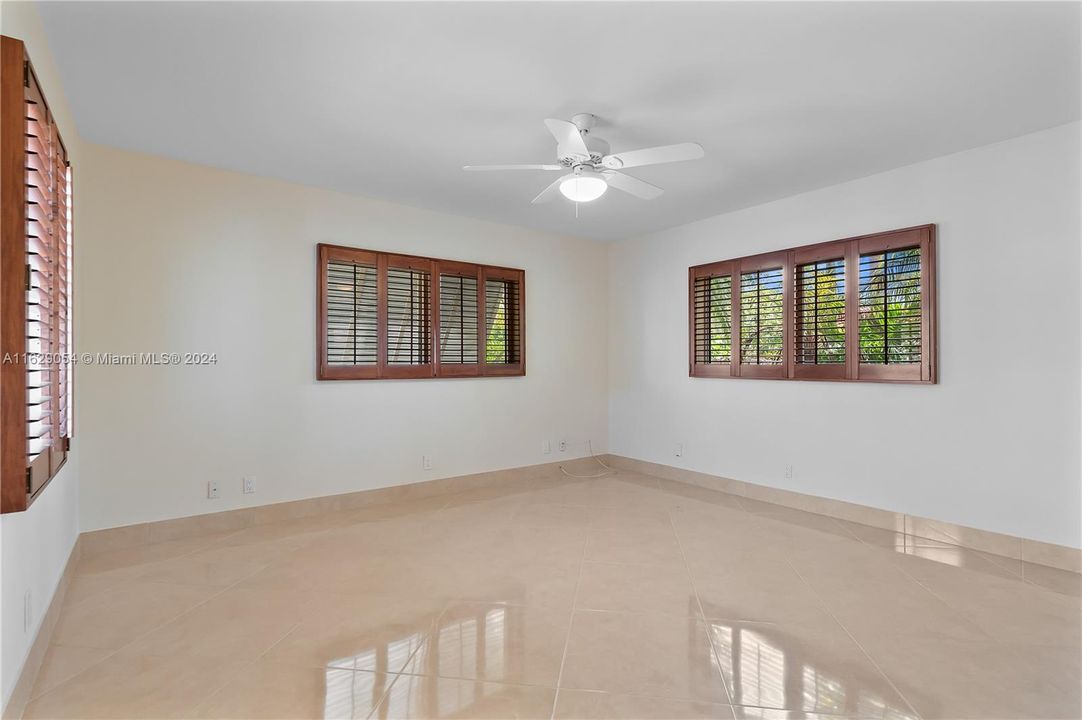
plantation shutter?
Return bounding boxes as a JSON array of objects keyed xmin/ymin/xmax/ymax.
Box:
[
  {"xmin": 435, "ymin": 262, "xmax": 481, "ymax": 376},
  {"xmin": 482, "ymin": 268, "xmax": 524, "ymax": 375},
  {"xmin": 384, "ymin": 256, "xmax": 433, "ymax": 378},
  {"xmin": 319, "ymin": 246, "xmax": 379, "ymax": 379},
  {"xmin": 688, "ymin": 226, "xmax": 934, "ymax": 385},
  {"xmin": 3, "ymin": 37, "xmax": 73, "ymax": 512},
  {"xmin": 689, "ymin": 261, "xmax": 734, "ymax": 377},
  {"xmin": 855, "ymin": 227, "xmax": 935, "ymax": 382},
  {"xmin": 317, "ymin": 245, "xmax": 523, "ymax": 381},
  {"xmin": 735, "ymin": 252, "xmax": 788, "ymax": 378},
  {"xmin": 791, "ymin": 240, "xmax": 851, "ymax": 380}
]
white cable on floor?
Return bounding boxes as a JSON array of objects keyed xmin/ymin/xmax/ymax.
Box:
[{"xmin": 558, "ymin": 440, "xmax": 616, "ymax": 478}]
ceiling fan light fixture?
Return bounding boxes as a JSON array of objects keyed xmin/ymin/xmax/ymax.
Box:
[{"xmin": 559, "ymin": 171, "xmax": 607, "ymax": 202}]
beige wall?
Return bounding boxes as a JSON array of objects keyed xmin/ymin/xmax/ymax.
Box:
[
  {"xmin": 0, "ymin": 1, "xmax": 81, "ymax": 709},
  {"xmin": 76, "ymin": 143, "xmax": 610, "ymax": 532}
]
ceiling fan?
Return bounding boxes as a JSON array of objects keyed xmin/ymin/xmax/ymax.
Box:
[{"xmin": 463, "ymin": 113, "xmax": 704, "ymax": 204}]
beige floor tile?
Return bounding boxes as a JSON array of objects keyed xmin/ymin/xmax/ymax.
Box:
[
  {"xmin": 587, "ymin": 505, "xmax": 675, "ymax": 532},
  {"xmin": 263, "ymin": 593, "xmax": 440, "ymax": 672},
  {"xmin": 511, "ymin": 502, "xmax": 594, "ymax": 528},
  {"xmin": 859, "ymin": 635, "xmax": 1081, "ymax": 719},
  {"xmin": 400, "ymin": 602, "xmax": 570, "ymax": 687},
  {"xmin": 28, "ymin": 644, "xmax": 113, "ymax": 699},
  {"xmin": 898, "ymin": 553, "xmax": 1082, "ymax": 646},
  {"xmin": 560, "ymin": 610, "xmax": 729, "ymax": 703},
  {"xmin": 576, "ymin": 561, "xmax": 697, "ymax": 617},
  {"xmin": 796, "ymin": 561, "xmax": 993, "ymax": 643},
  {"xmin": 132, "ymin": 542, "xmax": 283, "ymax": 587},
  {"xmin": 553, "ymin": 689, "xmax": 737, "ymax": 719},
  {"xmin": 692, "ymin": 560, "xmax": 841, "ymax": 632},
  {"xmin": 26, "ymin": 475, "xmax": 1082, "ymax": 720},
  {"xmin": 584, "ymin": 526, "xmax": 684, "ymax": 566},
  {"xmin": 51, "ymin": 580, "xmax": 220, "ymax": 650},
  {"xmin": 375, "ymin": 673, "xmax": 556, "ymax": 719},
  {"xmin": 122, "ymin": 585, "xmax": 310, "ymax": 661},
  {"xmin": 443, "ymin": 554, "xmax": 582, "ymax": 609},
  {"xmin": 22, "ymin": 650, "xmax": 240, "ymax": 719},
  {"xmin": 704, "ymin": 621, "xmax": 913, "ymax": 717},
  {"xmin": 191, "ymin": 661, "xmax": 385, "ymax": 719}
]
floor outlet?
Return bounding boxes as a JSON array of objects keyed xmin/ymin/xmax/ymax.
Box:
[
  {"xmin": 207, "ymin": 480, "xmax": 220, "ymax": 499},
  {"xmin": 243, "ymin": 476, "xmax": 256, "ymax": 494}
]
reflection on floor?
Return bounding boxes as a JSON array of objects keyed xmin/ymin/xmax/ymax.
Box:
[{"xmin": 20, "ymin": 468, "xmax": 1081, "ymax": 719}]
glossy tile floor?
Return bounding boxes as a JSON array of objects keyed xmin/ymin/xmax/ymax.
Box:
[{"xmin": 23, "ymin": 468, "xmax": 1081, "ymax": 719}]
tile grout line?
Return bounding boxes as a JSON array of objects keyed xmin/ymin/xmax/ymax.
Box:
[
  {"xmin": 27, "ymin": 559, "xmax": 278, "ymax": 710},
  {"xmin": 665, "ymin": 504, "xmax": 737, "ymax": 709},
  {"xmin": 363, "ymin": 606, "xmax": 450, "ymax": 719},
  {"xmin": 783, "ymin": 559, "xmax": 926, "ymax": 720},
  {"xmin": 548, "ymin": 494, "xmax": 594, "ymax": 720}
]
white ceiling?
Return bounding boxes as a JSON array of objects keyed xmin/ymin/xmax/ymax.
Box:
[{"xmin": 40, "ymin": 1, "xmax": 1080, "ymax": 241}]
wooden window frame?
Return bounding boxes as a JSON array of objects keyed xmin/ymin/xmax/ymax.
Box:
[
  {"xmin": 317, "ymin": 244, "xmax": 525, "ymax": 380},
  {"xmin": 2, "ymin": 37, "xmax": 74, "ymax": 513},
  {"xmin": 689, "ymin": 224, "xmax": 937, "ymax": 384}
]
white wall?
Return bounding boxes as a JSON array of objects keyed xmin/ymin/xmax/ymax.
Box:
[
  {"xmin": 0, "ymin": 1, "xmax": 82, "ymax": 710},
  {"xmin": 608, "ymin": 122, "xmax": 1081, "ymax": 550},
  {"xmin": 77, "ymin": 144, "xmax": 609, "ymax": 532}
]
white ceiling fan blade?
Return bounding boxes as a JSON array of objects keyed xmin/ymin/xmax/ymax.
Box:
[
  {"xmin": 463, "ymin": 164, "xmax": 562, "ymax": 171},
  {"xmin": 603, "ymin": 171, "xmax": 664, "ymax": 200},
  {"xmin": 544, "ymin": 119, "xmax": 591, "ymax": 160},
  {"xmin": 601, "ymin": 142, "xmax": 704, "ymax": 170},
  {"xmin": 531, "ymin": 176, "xmax": 568, "ymax": 204}
]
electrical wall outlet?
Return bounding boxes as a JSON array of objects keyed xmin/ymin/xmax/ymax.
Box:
[
  {"xmin": 422, "ymin": 455, "xmax": 432, "ymax": 470},
  {"xmin": 543, "ymin": 440, "xmax": 552, "ymax": 455},
  {"xmin": 243, "ymin": 476, "xmax": 256, "ymax": 494},
  {"xmin": 675, "ymin": 443, "xmax": 683, "ymax": 457},
  {"xmin": 785, "ymin": 464, "xmax": 794, "ymax": 479},
  {"xmin": 207, "ymin": 480, "xmax": 220, "ymax": 499},
  {"xmin": 559, "ymin": 440, "xmax": 567, "ymax": 453}
]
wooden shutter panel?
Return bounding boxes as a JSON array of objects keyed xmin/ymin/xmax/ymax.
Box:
[
  {"xmin": 855, "ymin": 226, "xmax": 935, "ymax": 382},
  {"xmin": 2, "ymin": 37, "xmax": 72, "ymax": 512},
  {"xmin": 688, "ymin": 261, "xmax": 734, "ymax": 378},
  {"xmin": 735, "ymin": 252, "xmax": 789, "ymax": 378},
  {"xmin": 435, "ymin": 261, "xmax": 481, "ymax": 377},
  {"xmin": 481, "ymin": 267, "xmax": 524, "ymax": 376},
  {"xmin": 383, "ymin": 255, "xmax": 433, "ymax": 379},
  {"xmin": 791, "ymin": 240, "xmax": 850, "ymax": 380},
  {"xmin": 318, "ymin": 245, "xmax": 379, "ymax": 379}
]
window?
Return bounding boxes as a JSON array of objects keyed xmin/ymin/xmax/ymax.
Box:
[
  {"xmin": 2, "ymin": 37, "xmax": 74, "ymax": 512},
  {"xmin": 318, "ymin": 244, "xmax": 524, "ymax": 380},
  {"xmin": 689, "ymin": 225, "xmax": 936, "ymax": 383}
]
